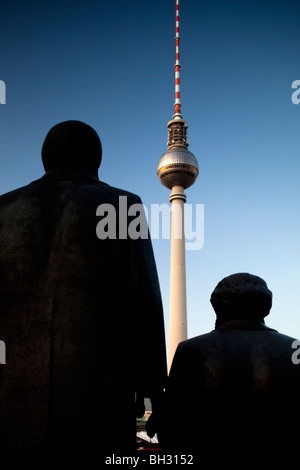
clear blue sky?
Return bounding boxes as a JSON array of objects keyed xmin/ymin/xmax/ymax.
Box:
[{"xmin": 1, "ymin": 0, "xmax": 300, "ymax": 342}]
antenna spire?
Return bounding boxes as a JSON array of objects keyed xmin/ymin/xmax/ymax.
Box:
[{"xmin": 174, "ymin": 0, "xmax": 182, "ymax": 119}]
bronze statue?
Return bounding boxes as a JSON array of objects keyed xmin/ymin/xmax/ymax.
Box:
[
  {"xmin": 0, "ymin": 120, "xmax": 167, "ymax": 451},
  {"xmin": 155, "ymin": 273, "xmax": 300, "ymax": 462}
]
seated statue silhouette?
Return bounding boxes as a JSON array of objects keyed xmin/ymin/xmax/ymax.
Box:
[
  {"xmin": 155, "ymin": 273, "xmax": 300, "ymax": 463},
  {"xmin": 0, "ymin": 120, "xmax": 167, "ymax": 451}
]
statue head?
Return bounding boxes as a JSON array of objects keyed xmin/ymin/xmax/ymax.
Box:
[
  {"xmin": 41, "ymin": 120, "xmax": 102, "ymax": 178},
  {"xmin": 210, "ymin": 273, "xmax": 273, "ymax": 328}
]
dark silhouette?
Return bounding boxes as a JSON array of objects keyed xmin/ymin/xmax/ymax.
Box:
[
  {"xmin": 156, "ymin": 273, "xmax": 300, "ymax": 462},
  {"xmin": 0, "ymin": 120, "xmax": 167, "ymax": 451}
]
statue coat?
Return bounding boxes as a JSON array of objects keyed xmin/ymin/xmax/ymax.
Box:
[{"xmin": 0, "ymin": 168, "xmax": 167, "ymax": 451}]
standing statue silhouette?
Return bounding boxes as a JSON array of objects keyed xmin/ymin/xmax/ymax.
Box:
[{"xmin": 0, "ymin": 120, "xmax": 167, "ymax": 452}]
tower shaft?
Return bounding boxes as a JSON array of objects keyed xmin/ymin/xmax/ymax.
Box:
[{"xmin": 168, "ymin": 185, "xmax": 187, "ymax": 371}]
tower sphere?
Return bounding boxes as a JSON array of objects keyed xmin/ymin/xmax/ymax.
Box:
[{"xmin": 157, "ymin": 146, "xmax": 199, "ymax": 190}]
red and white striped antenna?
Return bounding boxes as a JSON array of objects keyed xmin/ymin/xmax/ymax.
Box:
[{"xmin": 174, "ymin": 0, "xmax": 182, "ymax": 119}]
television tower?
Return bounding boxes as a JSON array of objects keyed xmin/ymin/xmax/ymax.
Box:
[{"xmin": 157, "ymin": 0, "xmax": 199, "ymax": 371}]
